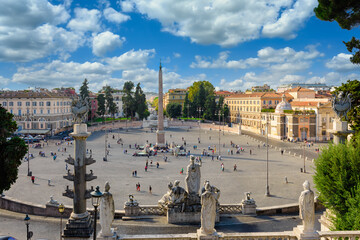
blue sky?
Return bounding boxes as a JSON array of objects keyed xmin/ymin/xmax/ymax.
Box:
[{"xmin": 0, "ymin": 0, "xmax": 359, "ymax": 93}]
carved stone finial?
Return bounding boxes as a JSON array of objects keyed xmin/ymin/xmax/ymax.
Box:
[
  {"xmin": 332, "ymin": 91, "xmax": 352, "ymax": 120},
  {"xmin": 71, "ymin": 96, "xmax": 89, "ymax": 124}
]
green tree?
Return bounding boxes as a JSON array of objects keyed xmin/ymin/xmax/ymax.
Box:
[
  {"xmin": 122, "ymin": 81, "xmax": 136, "ymax": 118},
  {"xmin": 182, "ymin": 92, "xmax": 190, "ymax": 118},
  {"xmin": 152, "ymin": 97, "xmax": 159, "ymax": 110},
  {"xmin": 80, "ymin": 79, "xmax": 90, "ymax": 102},
  {"xmin": 0, "ymin": 106, "xmax": 27, "ymax": 194},
  {"xmin": 104, "ymin": 86, "xmax": 117, "ymax": 118},
  {"xmin": 203, "ymin": 95, "xmax": 217, "ymax": 121},
  {"xmin": 313, "ymin": 137, "xmax": 360, "ymax": 230},
  {"xmin": 223, "ymin": 103, "xmax": 230, "ymax": 122},
  {"xmin": 333, "ymin": 79, "xmax": 360, "ymax": 135},
  {"xmin": 314, "ymin": 1, "xmax": 360, "ymax": 64},
  {"xmin": 97, "ymin": 93, "xmax": 106, "ymax": 121},
  {"xmin": 166, "ymin": 103, "xmax": 182, "ymax": 118},
  {"xmin": 134, "ymin": 83, "xmax": 149, "ymax": 120}
]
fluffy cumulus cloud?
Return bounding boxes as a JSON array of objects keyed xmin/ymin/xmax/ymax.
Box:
[
  {"xmin": 105, "ymin": 49, "xmax": 156, "ymax": 70},
  {"xmin": 67, "ymin": 8, "xmax": 101, "ymax": 32},
  {"xmin": 191, "ymin": 45, "xmax": 323, "ymax": 72},
  {"xmin": 119, "ymin": 0, "xmax": 316, "ymax": 46},
  {"xmin": 262, "ymin": 0, "xmax": 317, "ymax": 39},
  {"xmin": 9, "ymin": 48, "xmax": 196, "ymax": 92},
  {"xmin": 92, "ymin": 31, "xmax": 125, "ymax": 56},
  {"xmin": 103, "ymin": 7, "xmax": 130, "ymax": 23},
  {"xmin": 0, "ymin": 0, "xmax": 87, "ymax": 62},
  {"xmin": 325, "ymin": 53, "xmax": 360, "ymax": 72}
]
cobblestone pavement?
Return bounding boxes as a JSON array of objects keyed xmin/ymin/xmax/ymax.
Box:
[
  {"xmin": 0, "ymin": 208, "xmax": 323, "ymax": 240},
  {"xmin": 4, "ymin": 127, "xmax": 320, "ymax": 211}
]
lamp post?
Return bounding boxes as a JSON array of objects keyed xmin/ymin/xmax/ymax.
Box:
[
  {"xmin": 218, "ymin": 111, "xmax": 221, "ymax": 157},
  {"xmin": 58, "ymin": 203, "xmax": 65, "ymax": 240},
  {"xmin": 265, "ymin": 113, "xmax": 270, "ymax": 197},
  {"xmin": 26, "ymin": 111, "xmax": 33, "ymax": 176},
  {"xmin": 91, "ymin": 186, "xmax": 103, "ymax": 240},
  {"xmin": 198, "ymin": 107, "xmax": 201, "ymax": 143},
  {"xmin": 104, "ymin": 129, "xmax": 108, "ymax": 161},
  {"xmin": 24, "ymin": 214, "xmax": 33, "ymax": 240}
]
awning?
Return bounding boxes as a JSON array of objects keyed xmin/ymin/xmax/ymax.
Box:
[{"xmin": 17, "ymin": 129, "xmax": 51, "ymax": 135}]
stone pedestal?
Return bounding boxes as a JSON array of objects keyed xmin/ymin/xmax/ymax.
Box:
[
  {"xmin": 330, "ymin": 119, "xmax": 353, "ymax": 144},
  {"xmin": 156, "ymin": 130, "xmax": 165, "ymax": 146},
  {"xmin": 63, "ymin": 123, "xmax": 96, "ymax": 240},
  {"xmin": 167, "ymin": 208, "xmax": 219, "ymax": 224},
  {"xmin": 293, "ymin": 225, "xmax": 319, "ymax": 240},
  {"xmin": 241, "ymin": 201, "xmax": 257, "ymax": 215},
  {"xmin": 124, "ymin": 205, "xmax": 140, "ymax": 216},
  {"xmin": 97, "ymin": 228, "xmax": 117, "ymax": 240},
  {"xmin": 196, "ymin": 229, "xmax": 220, "ymax": 240}
]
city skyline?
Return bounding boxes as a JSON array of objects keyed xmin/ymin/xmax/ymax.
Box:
[{"xmin": 0, "ymin": 0, "xmax": 359, "ymax": 93}]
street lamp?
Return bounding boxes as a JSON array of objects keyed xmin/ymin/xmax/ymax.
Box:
[
  {"xmin": 218, "ymin": 111, "xmax": 221, "ymax": 157},
  {"xmin": 198, "ymin": 107, "xmax": 201, "ymax": 143},
  {"xmin": 58, "ymin": 203, "xmax": 65, "ymax": 240},
  {"xmin": 26, "ymin": 112, "xmax": 33, "ymax": 176},
  {"xmin": 24, "ymin": 214, "xmax": 33, "ymax": 240},
  {"xmin": 91, "ymin": 186, "xmax": 103, "ymax": 240},
  {"xmin": 265, "ymin": 113, "xmax": 270, "ymax": 197}
]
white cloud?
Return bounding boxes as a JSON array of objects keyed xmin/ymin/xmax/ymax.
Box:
[
  {"xmin": 0, "ymin": 0, "xmax": 70, "ymax": 28},
  {"xmin": 191, "ymin": 46, "xmax": 322, "ymax": 73},
  {"xmin": 105, "ymin": 49, "xmax": 155, "ymax": 70},
  {"xmin": 67, "ymin": 8, "xmax": 101, "ymax": 33},
  {"xmin": 262, "ymin": 0, "xmax": 317, "ymax": 39},
  {"xmin": 325, "ymin": 53, "xmax": 360, "ymax": 72},
  {"xmin": 103, "ymin": 7, "xmax": 130, "ymax": 24},
  {"xmin": 92, "ymin": 31, "xmax": 125, "ymax": 56},
  {"xmin": 0, "ymin": 0, "xmax": 83, "ymax": 62},
  {"xmin": 279, "ymin": 74, "xmax": 304, "ymax": 83},
  {"xmin": 217, "ymin": 78, "xmax": 243, "ymax": 91},
  {"xmin": 121, "ymin": 0, "xmax": 315, "ymax": 46},
  {"xmin": 173, "ymin": 52, "xmax": 181, "ymax": 58},
  {"xmin": 0, "ymin": 24, "xmax": 84, "ymax": 62}
]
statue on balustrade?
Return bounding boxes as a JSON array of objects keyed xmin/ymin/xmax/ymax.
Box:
[
  {"xmin": 199, "ymin": 181, "xmax": 220, "ymax": 235},
  {"xmin": 185, "ymin": 155, "xmax": 202, "ymax": 196},
  {"xmin": 299, "ymin": 180, "xmax": 315, "ymax": 232},
  {"xmin": 99, "ymin": 182, "xmax": 115, "ymax": 237}
]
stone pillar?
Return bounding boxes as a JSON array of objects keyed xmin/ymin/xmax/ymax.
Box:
[
  {"xmin": 330, "ymin": 119, "xmax": 353, "ymax": 144},
  {"xmin": 241, "ymin": 192, "xmax": 256, "ymax": 215},
  {"xmin": 157, "ymin": 62, "xmax": 165, "ymax": 146},
  {"xmin": 63, "ymin": 124, "xmax": 97, "ymax": 239}
]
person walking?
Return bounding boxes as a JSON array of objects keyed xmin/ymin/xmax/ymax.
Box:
[
  {"xmin": 31, "ymin": 176, "xmax": 35, "ymax": 184},
  {"xmin": 149, "ymin": 185, "xmax": 152, "ymax": 194},
  {"xmin": 156, "ymin": 162, "xmax": 159, "ymax": 168},
  {"xmin": 145, "ymin": 165, "xmax": 148, "ymax": 172},
  {"xmin": 233, "ymin": 164, "xmax": 237, "ymax": 171}
]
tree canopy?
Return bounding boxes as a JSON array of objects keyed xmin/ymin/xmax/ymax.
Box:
[
  {"xmin": 333, "ymin": 79, "xmax": 360, "ymax": 135},
  {"xmin": 0, "ymin": 106, "xmax": 27, "ymax": 193},
  {"xmin": 122, "ymin": 81, "xmax": 136, "ymax": 118},
  {"xmin": 314, "ymin": 0, "xmax": 360, "ymax": 64},
  {"xmin": 313, "ymin": 137, "xmax": 360, "ymax": 230},
  {"xmin": 188, "ymin": 81, "xmax": 215, "ymax": 102},
  {"xmin": 166, "ymin": 102, "xmax": 182, "ymax": 118},
  {"xmin": 96, "ymin": 93, "xmax": 106, "ymax": 119},
  {"xmin": 134, "ymin": 83, "xmax": 149, "ymax": 120},
  {"xmin": 104, "ymin": 86, "xmax": 117, "ymax": 118}
]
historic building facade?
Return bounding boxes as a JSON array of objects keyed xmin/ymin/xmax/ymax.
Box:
[
  {"xmin": 163, "ymin": 88, "xmax": 187, "ymax": 109},
  {"xmin": 0, "ymin": 89, "xmax": 73, "ymax": 135},
  {"xmin": 225, "ymin": 88, "xmax": 335, "ymax": 142}
]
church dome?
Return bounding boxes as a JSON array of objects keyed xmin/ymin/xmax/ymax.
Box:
[{"xmin": 275, "ymin": 94, "xmax": 292, "ymax": 113}]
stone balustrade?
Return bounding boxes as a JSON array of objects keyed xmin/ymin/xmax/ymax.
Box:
[{"xmin": 118, "ymin": 230, "xmax": 360, "ymax": 240}]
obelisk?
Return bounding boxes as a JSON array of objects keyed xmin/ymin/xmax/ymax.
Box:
[{"xmin": 157, "ymin": 62, "xmax": 165, "ymax": 146}]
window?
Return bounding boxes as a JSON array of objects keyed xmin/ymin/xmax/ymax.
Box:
[
  {"xmin": 40, "ymin": 123, "xmax": 43, "ymax": 129},
  {"xmin": 57, "ymin": 102, "xmax": 59, "ymax": 106},
  {"xmin": 173, "ymin": 96, "xmax": 175, "ymax": 99},
  {"xmin": 10, "ymin": 109, "xmax": 13, "ymax": 114},
  {"xmin": 60, "ymin": 102, "xmax": 63, "ymax": 106},
  {"xmin": 47, "ymin": 109, "xmax": 50, "ymax": 114},
  {"xmin": 46, "ymin": 101, "xmax": 51, "ymax": 106},
  {"xmin": 2, "ymin": 102, "xmax": 6, "ymax": 106},
  {"xmin": 32, "ymin": 102, "xmax": 37, "ymax": 106},
  {"xmin": 269, "ymin": 100, "xmax": 272, "ymax": 105},
  {"xmin": 9, "ymin": 102, "xmax": 13, "ymax": 106},
  {"xmin": 33, "ymin": 109, "xmax": 36, "ymax": 114},
  {"xmin": 39, "ymin": 102, "xmax": 44, "ymax": 106},
  {"xmin": 17, "ymin": 102, "xmax": 22, "ymax": 106},
  {"xmin": 27, "ymin": 109, "xmax": 30, "ymax": 114},
  {"xmin": 180, "ymin": 96, "xmax": 182, "ymax": 99},
  {"xmin": 257, "ymin": 101, "xmax": 259, "ymax": 104},
  {"xmin": 18, "ymin": 109, "xmax": 21, "ymax": 116},
  {"xmin": 40, "ymin": 109, "xmax": 43, "ymax": 114},
  {"xmin": 26, "ymin": 102, "xmax": 30, "ymax": 106}
]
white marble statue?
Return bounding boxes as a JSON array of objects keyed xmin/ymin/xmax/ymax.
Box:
[
  {"xmin": 185, "ymin": 155, "xmax": 202, "ymax": 195},
  {"xmin": 299, "ymin": 180, "xmax": 315, "ymax": 232},
  {"xmin": 199, "ymin": 181, "xmax": 220, "ymax": 235},
  {"xmin": 99, "ymin": 182, "xmax": 115, "ymax": 237}
]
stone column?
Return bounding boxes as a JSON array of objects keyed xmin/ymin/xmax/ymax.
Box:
[
  {"xmin": 157, "ymin": 62, "xmax": 165, "ymax": 146},
  {"xmin": 330, "ymin": 119, "xmax": 353, "ymax": 144},
  {"xmin": 63, "ymin": 124, "xmax": 97, "ymax": 239}
]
